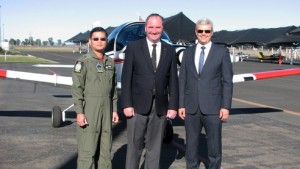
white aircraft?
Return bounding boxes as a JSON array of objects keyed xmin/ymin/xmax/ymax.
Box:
[
  {"xmin": 1, "ymin": 21, "xmax": 300, "ymax": 133},
  {"xmin": 1, "ymin": 66, "xmax": 300, "ymax": 128}
]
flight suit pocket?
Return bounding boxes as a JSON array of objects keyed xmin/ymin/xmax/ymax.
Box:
[{"xmin": 107, "ymin": 70, "xmax": 114, "ymax": 81}]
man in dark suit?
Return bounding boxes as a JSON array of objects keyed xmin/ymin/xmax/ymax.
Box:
[
  {"xmin": 178, "ymin": 18, "xmax": 233, "ymax": 169},
  {"xmin": 121, "ymin": 13, "xmax": 179, "ymax": 169}
]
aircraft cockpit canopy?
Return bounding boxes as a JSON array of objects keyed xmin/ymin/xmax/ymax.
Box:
[{"xmin": 106, "ymin": 22, "xmax": 171, "ymax": 52}]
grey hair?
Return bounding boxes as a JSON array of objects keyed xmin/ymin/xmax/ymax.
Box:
[{"xmin": 196, "ymin": 18, "xmax": 214, "ymax": 32}]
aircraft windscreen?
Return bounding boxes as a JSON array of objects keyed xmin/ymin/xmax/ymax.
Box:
[{"xmin": 106, "ymin": 22, "xmax": 171, "ymax": 52}]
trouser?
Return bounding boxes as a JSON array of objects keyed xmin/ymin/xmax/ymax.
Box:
[
  {"xmin": 125, "ymin": 99, "xmax": 167, "ymax": 169},
  {"xmin": 77, "ymin": 97, "xmax": 112, "ymax": 169},
  {"xmin": 185, "ymin": 107, "xmax": 222, "ymax": 169}
]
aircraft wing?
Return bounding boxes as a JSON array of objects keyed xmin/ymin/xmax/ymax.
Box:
[
  {"xmin": 258, "ymin": 57, "xmax": 278, "ymax": 61},
  {"xmin": 233, "ymin": 68, "xmax": 300, "ymax": 83},
  {"xmin": 1, "ymin": 68, "xmax": 300, "ymax": 86},
  {"xmin": 0, "ymin": 69, "xmax": 72, "ymax": 87}
]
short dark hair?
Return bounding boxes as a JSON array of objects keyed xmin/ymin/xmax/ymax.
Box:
[
  {"xmin": 89, "ymin": 27, "xmax": 108, "ymax": 38},
  {"xmin": 145, "ymin": 13, "xmax": 164, "ymax": 26}
]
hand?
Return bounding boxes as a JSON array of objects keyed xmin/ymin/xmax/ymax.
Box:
[
  {"xmin": 219, "ymin": 108, "xmax": 229, "ymax": 121},
  {"xmin": 166, "ymin": 109, "xmax": 177, "ymax": 119},
  {"xmin": 77, "ymin": 113, "xmax": 88, "ymax": 126},
  {"xmin": 178, "ymin": 108, "xmax": 186, "ymax": 120},
  {"xmin": 123, "ymin": 107, "xmax": 135, "ymax": 117},
  {"xmin": 112, "ymin": 112, "xmax": 119, "ymax": 123}
]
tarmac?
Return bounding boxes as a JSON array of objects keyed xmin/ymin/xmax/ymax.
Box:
[{"xmin": 0, "ymin": 51, "xmax": 299, "ymax": 169}]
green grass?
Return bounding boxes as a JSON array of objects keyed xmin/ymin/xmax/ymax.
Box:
[{"xmin": 0, "ymin": 56, "xmax": 54, "ymax": 63}]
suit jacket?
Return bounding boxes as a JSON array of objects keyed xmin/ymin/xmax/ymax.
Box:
[
  {"xmin": 179, "ymin": 43, "xmax": 233, "ymax": 115},
  {"xmin": 121, "ymin": 38, "xmax": 179, "ymax": 116}
]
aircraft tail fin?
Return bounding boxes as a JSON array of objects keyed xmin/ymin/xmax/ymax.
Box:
[{"xmin": 257, "ymin": 52, "xmax": 266, "ymax": 59}]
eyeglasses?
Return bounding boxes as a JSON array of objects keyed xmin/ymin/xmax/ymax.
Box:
[
  {"xmin": 92, "ymin": 37, "xmax": 107, "ymax": 41},
  {"xmin": 197, "ymin": 30, "xmax": 211, "ymax": 34}
]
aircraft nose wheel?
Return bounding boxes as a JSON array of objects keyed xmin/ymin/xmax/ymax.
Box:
[{"xmin": 52, "ymin": 106, "xmax": 63, "ymax": 128}]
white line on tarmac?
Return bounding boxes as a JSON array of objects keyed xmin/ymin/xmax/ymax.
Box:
[{"xmin": 233, "ymin": 97, "xmax": 300, "ymax": 116}]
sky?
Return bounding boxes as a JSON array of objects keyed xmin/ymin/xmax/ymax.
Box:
[{"xmin": 1, "ymin": 0, "xmax": 299, "ymax": 42}]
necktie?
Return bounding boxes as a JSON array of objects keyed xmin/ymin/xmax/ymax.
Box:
[
  {"xmin": 152, "ymin": 44, "xmax": 157, "ymax": 72},
  {"xmin": 198, "ymin": 46, "xmax": 205, "ymax": 74}
]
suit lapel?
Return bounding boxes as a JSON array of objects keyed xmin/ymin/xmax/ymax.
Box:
[
  {"xmin": 156, "ymin": 42, "xmax": 167, "ymax": 71},
  {"xmin": 188, "ymin": 45, "xmax": 198, "ymax": 77},
  {"xmin": 141, "ymin": 39, "xmax": 155, "ymax": 71},
  {"xmin": 201, "ymin": 43, "xmax": 215, "ymax": 74}
]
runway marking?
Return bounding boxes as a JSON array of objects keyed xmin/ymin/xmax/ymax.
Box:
[{"xmin": 233, "ymin": 97, "xmax": 300, "ymax": 116}]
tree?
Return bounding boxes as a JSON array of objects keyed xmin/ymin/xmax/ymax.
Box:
[
  {"xmin": 29, "ymin": 36, "xmax": 34, "ymax": 46},
  {"xmin": 35, "ymin": 39, "xmax": 42, "ymax": 46},
  {"xmin": 42, "ymin": 41, "xmax": 48, "ymax": 46},
  {"xmin": 16, "ymin": 39, "xmax": 21, "ymax": 46},
  {"xmin": 48, "ymin": 37, "xmax": 54, "ymax": 46},
  {"xmin": 23, "ymin": 39, "xmax": 29, "ymax": 46},
  {"xmin": 9, "ymin": 38, "xmax": 16, "ymax": 45},
  {"xmin": 57, "ymin": 39, "xmax": 62, "ymax": 46}
]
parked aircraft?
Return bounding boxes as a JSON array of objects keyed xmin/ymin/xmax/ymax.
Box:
[
  {"xmin": 257, "ymin": 51, "xmax": 285, "ymax": 63},
  {"xmin": 1, "ymin": 21, "xmax": 300, "ymax": 143},
  {"xmin": 1, "ymin": 67, "xmax": 300, "ymax": 127}
]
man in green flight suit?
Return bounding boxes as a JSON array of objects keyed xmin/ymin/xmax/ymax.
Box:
[{"xmin": 71, "ymin": 27, "xmax": 119, "ymax": 169}]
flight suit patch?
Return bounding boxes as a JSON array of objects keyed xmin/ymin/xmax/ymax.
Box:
[
  {"xmin": 74, "ymin": 61, "xmax": 83, "ymax": 73},
  {"xmin": 96, "ymin": 63, "xmax": 104, "ymax": 73},
  {"xmin": 105, "ymin": 65, "xmax": 113, "ymax": 70}
]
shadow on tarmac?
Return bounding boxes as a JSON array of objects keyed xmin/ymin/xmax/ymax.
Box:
[
  {"xmin": 231, "ymin": 107, "xmax": 283, "ymax": 115},
  {"xmin": 56, "ymin": 112, "xmax": 187, "ymax": 169},
  {"xmin": 0, "ymin": 106, "xmax": 283, "ymax": 168},
  {"xmin": 0, "ymin": 110, "xmax": 77, "ymax": 118},
  {"xmin": 52, "ymin": 95, "xmax": 73, "ymax": 98},
  {"xmin": 0, "ymin": 107, "xmax": 283, "ymax": 119}
]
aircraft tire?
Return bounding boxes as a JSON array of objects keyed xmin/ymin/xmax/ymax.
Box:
[
  {"xmin": 176, "ymin": 48, "xmax": 186, "ymax": 66},
  {"xmin": 163, "ymin": 119, "xmax": 174, "ymax": 144},
  {"xmin": 52, "ymin": 106, "xmax": 63, "ymax": 128}
]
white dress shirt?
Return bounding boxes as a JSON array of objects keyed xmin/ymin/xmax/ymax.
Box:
[
  {"xmin": 195, "ymin": 41, "xmax": 212, "ymax": 73},
  {"xmin": 146, "ymin": 38, "xmax": 161, "ymax": 67}
]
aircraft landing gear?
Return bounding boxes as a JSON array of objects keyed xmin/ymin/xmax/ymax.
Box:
[
  {"xmin": 52, "ymin": 106, "xmax": 62, "ymax": 128},
  {"xmin": 51, "ymin": 104, "xmax": 74, "ymax": 128}
]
